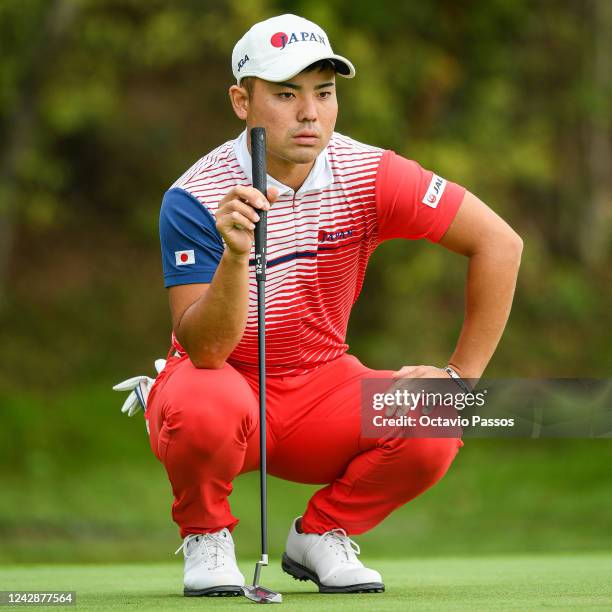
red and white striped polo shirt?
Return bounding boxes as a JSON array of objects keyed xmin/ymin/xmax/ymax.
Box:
[{"xmin": 159, "ymin": 130, "xmax": 465, "ymax": 376}]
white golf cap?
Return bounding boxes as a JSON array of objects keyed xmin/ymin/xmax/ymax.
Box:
[{"xmin": 232, "ymin": 14, "xmax": 355, "ymax": 84}]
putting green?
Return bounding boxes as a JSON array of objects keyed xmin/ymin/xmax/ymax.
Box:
[{"xmin": 1, "ymin": 554, "xmax": 611, "ymax": 610}]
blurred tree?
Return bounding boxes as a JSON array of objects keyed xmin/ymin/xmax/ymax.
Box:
[
  {"xmin": 581, "ymin": 0, "xmax": 612, "ymax": 266},
  {"xmin": 0, "ymin": 0, "xmax": 610, "ymax": 384},
  {"xmin": 0, "ymin": 0, "xmax": 78, "ymax": 302}
]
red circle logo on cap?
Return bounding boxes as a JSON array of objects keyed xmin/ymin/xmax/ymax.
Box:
[
  {"xmin": 180, "ymin": 253, "xmax": 188, "ymax": 262},
  {"xmin": 270, "ymin": 32, "xmax": 288, "ymax": 48}
]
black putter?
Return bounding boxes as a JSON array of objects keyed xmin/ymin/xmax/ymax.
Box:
[{"xmin": 242, "ymin": 127, "xmax": 282, "ymax": 605}]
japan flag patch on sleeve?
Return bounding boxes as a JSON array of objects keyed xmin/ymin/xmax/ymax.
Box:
[
  {"xmin": 421, "ymin": 174, "xmax": 447, "ymax": 208},
  {"xmin": 175, "ymin": 250, "xmax": 195, "ymax": 265}
]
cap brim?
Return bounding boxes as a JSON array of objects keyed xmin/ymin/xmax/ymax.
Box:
[{"xmin": 239, "ymin": 53, "xmax": 355, "ymax": 83}]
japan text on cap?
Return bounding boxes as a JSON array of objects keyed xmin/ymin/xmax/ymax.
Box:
[{"xmin": 232, "ymin": 14, "xmax": 356, "ymax": 84}]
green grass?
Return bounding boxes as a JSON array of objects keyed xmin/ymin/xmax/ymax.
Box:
[
  {"xmin": 3, "ymin": 384, "xmax": 612, "ymax": 564},
  {"xmin": 1, "ymin": 554, "xmax": 611, "ymax": 610}
]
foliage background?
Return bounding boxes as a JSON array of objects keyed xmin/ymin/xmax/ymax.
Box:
[{"xmin": 1, "ymin": 0, "xmax": 611, "ymax": 563}]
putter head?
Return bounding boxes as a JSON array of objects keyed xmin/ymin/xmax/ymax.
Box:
[{"xmin": 242, "ymin": 585, "xmax": 282, "ymax": 604}]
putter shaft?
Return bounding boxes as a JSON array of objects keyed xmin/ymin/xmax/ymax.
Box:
[{"xmin": 246, "ymin": 127, "xmax": 282, "ymax": 604}]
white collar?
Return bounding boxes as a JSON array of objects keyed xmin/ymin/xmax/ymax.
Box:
[{"xmin": 233, "ymin": 129, "xmax": 334, "ymax": 196}]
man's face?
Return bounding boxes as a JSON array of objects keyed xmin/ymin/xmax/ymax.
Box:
[{"xmin": 234, "ymin": 68, "xmax": 338, "ymax": 171}]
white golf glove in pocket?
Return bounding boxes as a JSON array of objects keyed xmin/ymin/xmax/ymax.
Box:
[{"xmin": 112, "ymin": 359, "xmax": 166, "ymax": 416}]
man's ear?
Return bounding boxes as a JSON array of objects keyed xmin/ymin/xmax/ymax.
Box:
[{"xmin": 229, "ymin": 84, "xmax": 249, "ymax": 121}]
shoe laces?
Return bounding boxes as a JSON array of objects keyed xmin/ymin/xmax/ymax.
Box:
[
  {"xmin": 174, "ymin": 531, "xmax": 230, "ymax": 569},
  {"xmin": 316, "ymin": 528, "xmax": 361, "ymax": 563}
]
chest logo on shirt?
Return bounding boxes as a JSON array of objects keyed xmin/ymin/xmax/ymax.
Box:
[
  {"xmin": 175, "ymin": 250, "xmax": 195, "ymax": 265},
  {"xmin": 318, "ymin": 228, "xmax": 354, "ymax": 243},
  {"xmin": 421, "ymin": 174, "xmax": 447, "ymax": 209}
]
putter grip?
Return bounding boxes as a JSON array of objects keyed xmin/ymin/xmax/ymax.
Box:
[{"xmin": 251, "ymin": 127, "xmax": 267, "ymax": 281}]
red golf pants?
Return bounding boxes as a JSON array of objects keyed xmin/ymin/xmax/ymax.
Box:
[{"xmin": 146, "ymin": 353, "xmax": 462, "ymax": 538}]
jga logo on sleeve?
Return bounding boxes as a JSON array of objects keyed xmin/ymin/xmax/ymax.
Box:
[{"xmin": 421, "ymin": 174, "xmax": 447, "ymax": 208}]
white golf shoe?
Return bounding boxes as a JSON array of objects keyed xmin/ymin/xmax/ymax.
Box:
[
  {"xmin": 282, "ymin": 517, "xmax": 385, "ymax": 593},
  {"xmin": 174, "ymin": 528, "xmax": 245, "ymax": 597}
]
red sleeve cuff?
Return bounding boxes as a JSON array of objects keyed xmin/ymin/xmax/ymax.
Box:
[{"xmin": 427, "ymin": 183, "xmax": 465, "ymax": 243}]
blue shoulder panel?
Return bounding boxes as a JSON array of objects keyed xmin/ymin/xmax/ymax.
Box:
[{"xmin": 159, "ymin": 188, "xmax": 224, "ymax": 287}]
